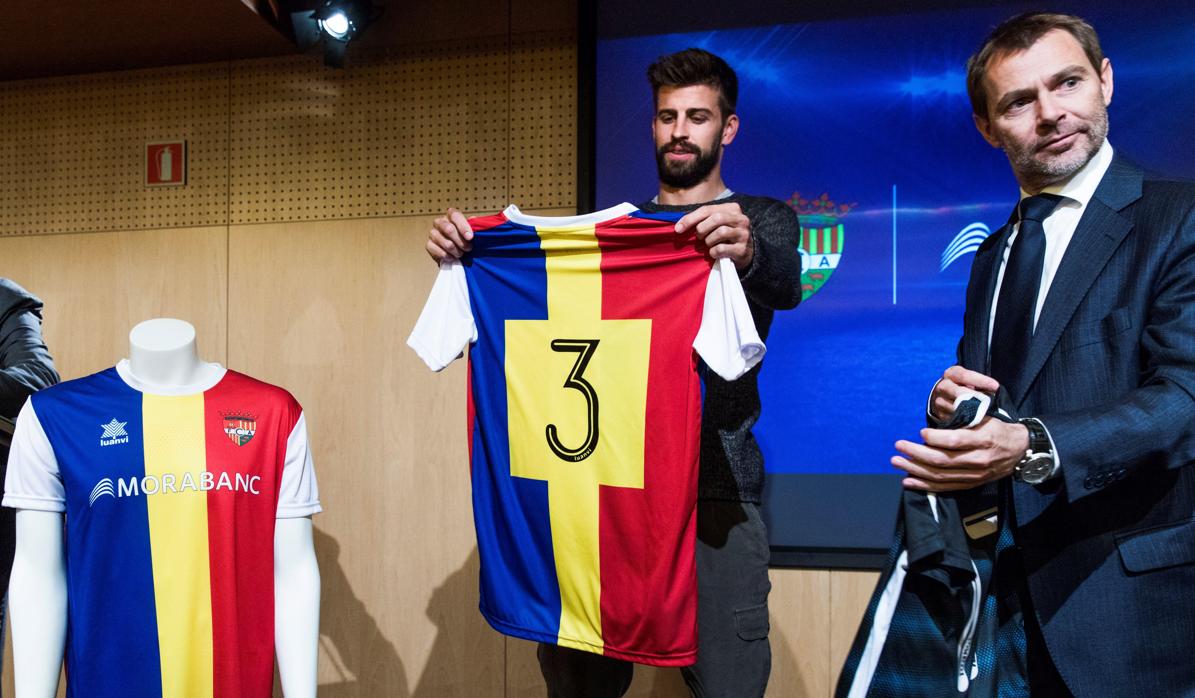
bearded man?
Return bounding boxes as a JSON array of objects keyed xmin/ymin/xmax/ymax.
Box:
[{"xmin": 426, "ymin": 48, "xmax": 802, "ymax": 698}]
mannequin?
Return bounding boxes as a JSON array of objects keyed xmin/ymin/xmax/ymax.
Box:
[{"xmin": 8, "ymin": 318, "xmax": 320, "ymax": 697}]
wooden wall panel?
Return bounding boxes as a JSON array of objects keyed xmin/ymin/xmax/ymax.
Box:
[
  {"xmin": 0, "ymin": 66, "xmax": 230, "ymax": 237},
  {"xmin": 0, "ymin": 226, "xmax": 228, "ymax": 378},
  {"xmin": 228, "ymin": 48, "xmax": 510, "ymax": 224},
  {"xmin": 769, "ymin": 569, "xmax": 833, "ymax": 697},
  {"xmin": 830, "ymin": 570, "xmax": 881, "ymax": 691},
  {"xmin": 509, "ymin": 33, "xmax": 577, "ymax": 209},
  {"xmin": 228, "ymin": 33, "xmax": 576, "ymax": 225},
  {"xmin": 228, "ymin": 217, "xmax": 503, "ymax": 696}
]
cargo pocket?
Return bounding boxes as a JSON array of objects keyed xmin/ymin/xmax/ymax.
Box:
[{"xmin": 735, "ymin": 603, "xmax": 770, "ymax": 641}]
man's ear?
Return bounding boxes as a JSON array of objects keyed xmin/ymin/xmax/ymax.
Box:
[
  {"xmin": 1099, "ymin": 57, "xmax": 1114, "ymax": 107},
  {"xmin": 721, "ymin": 113, "xmax": 739, "ymax": 146},
  {"xmin": 973, "ymin": 112, "xmax": 1000, "ymax": 148}
]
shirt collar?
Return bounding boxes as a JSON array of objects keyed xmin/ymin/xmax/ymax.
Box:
[
  {"xmin": 651, "ymin": 187, "xmax": 733, "ymax": 205},
  {"xmin": 1019, "ymin": 139, "xmax": 1114, "ymax": 208}
]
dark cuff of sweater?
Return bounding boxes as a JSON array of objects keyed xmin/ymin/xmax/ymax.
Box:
[{"xmin": 738, "ymin": 229, "xmax": 763, "ymax": 284}]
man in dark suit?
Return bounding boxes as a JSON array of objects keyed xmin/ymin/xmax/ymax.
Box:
[{"xmin": 892, "ymin": 12, "xmax": 1195, "ymax": 697}]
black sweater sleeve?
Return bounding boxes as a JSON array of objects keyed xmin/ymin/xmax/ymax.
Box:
[
  {"xmin": 0, "ymin": 279, "xmax": 60, "ymax": 418},
  {"xmin": 738, "ymin": 196, "xmax": 803, "ymax": 311}
]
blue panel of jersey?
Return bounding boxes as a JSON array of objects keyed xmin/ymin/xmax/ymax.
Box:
[
  {"xmin": 32, "ymin": 369, "xmax": 165, "ymax": 698},
  {"xmin": 464, "ymin": 219, "xmax": 562, "ymax": 642}
]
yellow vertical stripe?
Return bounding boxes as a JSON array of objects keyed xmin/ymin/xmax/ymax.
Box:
[
  {"xmin": 538, "ymin": 226, "xmax": 602, "ymax": 318},
  {"xmin": 506, "ymin": 223, "xmax": 650, "ymax": 653},
  {"xmin": 143, "ymin": 393, "xmax": 214, "ymax": 698},
  {"xmin": 542, "ymin": 225, "xmax": 605, "ymax": 651}
]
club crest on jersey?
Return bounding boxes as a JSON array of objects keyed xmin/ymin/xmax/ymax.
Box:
[
  {"xmin": 222, "ymin": 412, "xmax": 257, "ymax": 447},
  {"xmin": 99, "ymin": 418, "xmax": 129, "ymax": 447}
]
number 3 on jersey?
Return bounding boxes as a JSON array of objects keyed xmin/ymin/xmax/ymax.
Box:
[
  {"xmin": 546, "ymin": 339, "xmax": 600, "ymax": 462},
  {"xmin": 505, "ymin": 318, "xmax": 650, "ymax": 487}
]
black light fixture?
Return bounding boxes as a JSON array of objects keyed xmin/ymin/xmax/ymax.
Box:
[{"xmin": 292, "ymin": 0, "xmax": 382, "ymax": 68}]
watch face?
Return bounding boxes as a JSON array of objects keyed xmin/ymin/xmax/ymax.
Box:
[{"xmin": 1018, "ymin": 454, "xmax": 1055, "ymax": 484}]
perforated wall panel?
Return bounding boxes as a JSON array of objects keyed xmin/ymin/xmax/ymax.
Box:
[
  {"xmin": 228, "ymin": 45, "xmax": 511, "ymax": 223},
  {"xmin": 0, "ymin": 32, "xmax": 576, "ymax": 237},
  {"xmin": 0, "ymin": 65, "xmax": 229, "ymax": 237},
  {"xmin": 510, "ymin": 33, "xmax": 576, "ymax": 209}
]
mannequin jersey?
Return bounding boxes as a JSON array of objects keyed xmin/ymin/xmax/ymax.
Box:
[
  {"xmin": 408, "ymin": 203, "xmax": 763, "ymax": 666},
  {"xmin": 3, "ymin": 360, "xmax": 321, "ymax": 698}
]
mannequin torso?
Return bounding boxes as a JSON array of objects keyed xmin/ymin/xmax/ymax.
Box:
[{"xmin": 8, "ymin": 319, "xmax": 320, "ymax": 698}]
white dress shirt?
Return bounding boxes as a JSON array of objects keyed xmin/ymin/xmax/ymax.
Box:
[
  {"xmin": 980, "ymin": 140, "xmax": 1115, "ymax": 474},
  {"xmin": 988, "ymin": 140, "xmax": 1115, "ymax": 345}
]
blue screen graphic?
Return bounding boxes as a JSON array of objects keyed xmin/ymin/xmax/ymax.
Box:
[{"xmin": 596, "ymin": 4, "xmax": 1195, "ymax": 477}]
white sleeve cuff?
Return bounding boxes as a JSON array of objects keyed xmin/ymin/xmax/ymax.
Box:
[
  {"xmin": 407, "ymin": 261, "xmax": 477, "ymax": 372},
  {"xmin": 1, "ymin": 494, "xmax": 66, "ymax": 512},
  {"xmin": 3, "ymin": 399, "xmax": 66, "ymax": 511},
  {"xmin": 276, "ymin": 502, "xmax": 323, "ymax": 519},
  {"xmin": 277, "ymin": 412, "xmax": 322, "ymax": 518},
  {"xmin": 693, "ymin": 258, "xmax": 765, "ymax": 381}
]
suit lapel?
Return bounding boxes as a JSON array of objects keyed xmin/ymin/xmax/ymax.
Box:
[
  {"xmin": 1011, "ymin": 156, "xmax": 1143, "ymax": 406},
  {"xmin": 963, "ymin": 225, "xmax": 1009, "ymax": 372}
]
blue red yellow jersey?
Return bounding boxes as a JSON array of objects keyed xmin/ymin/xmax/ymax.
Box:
[
  {"xmin": 3, "ymin": 362, "xmax": 321, "ymax": 697},
  {"xmin": 409, "ymin": 203, "xmax": 763, "ymax": 665}
]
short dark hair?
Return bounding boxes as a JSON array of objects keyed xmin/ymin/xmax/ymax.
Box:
[
  {"xmin": 966, "ymin": 12, "xmax": 1105, "ymax": 118},
  {"xmin": 647, "ymin": 48, "xmax": 738, "ymax": 117}
]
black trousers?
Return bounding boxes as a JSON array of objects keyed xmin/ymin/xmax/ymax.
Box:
[{"xmin": 538, "ymin": 500, "xmax": 772, "ymax": 698}]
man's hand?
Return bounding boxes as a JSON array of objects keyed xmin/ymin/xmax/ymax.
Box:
[
  {"xmin": 675, "ymin": 202, "xmax": 754, "ymax": 271},
  {"xmin": 892, "ymin": 417, "xmax": 1029, "ymax": 492},
  {"xmin": 426, "ymin": 208, "xmax": 473, "ymax": 263},
  {"xmin": 930, "ymin": 365, "xmax": 1000, "ymax": 420}
]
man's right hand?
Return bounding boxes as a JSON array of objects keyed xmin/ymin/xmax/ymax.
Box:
[
  {"xmin": 930, "ymin": 365, "xmax": 1000, "ymax": 420},
  {"xmin": 426, "ymin": 208, "xmax": 473, "ymax": 263}
]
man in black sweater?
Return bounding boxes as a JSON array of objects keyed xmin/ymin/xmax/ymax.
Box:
[{"xmin": 426, "ymin": 48, "xmax": 801, "ymax": 697}]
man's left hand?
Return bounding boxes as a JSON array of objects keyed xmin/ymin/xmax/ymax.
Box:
[
  {"xmin": 675, "ymin": 202, "xmax": 754, "ymax": 271},
  {"xmin": 892, "ymin": 417, "xmax": 1029, "ymax": 492}
]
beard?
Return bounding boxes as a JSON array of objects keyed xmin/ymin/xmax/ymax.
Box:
[
  {"xmin": 656, "ymin": 137, "xmax": 722, "ymax": 189},
  {"xmin": 1004, "ymin": 106, "xmax": 1109, "ymax": 190}
]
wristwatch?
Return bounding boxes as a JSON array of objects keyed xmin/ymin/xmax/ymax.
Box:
[{"xmin": 1013, "ymin": 418, "xmax": 1058, "ymax": 484}]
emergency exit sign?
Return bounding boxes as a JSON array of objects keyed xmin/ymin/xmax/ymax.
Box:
[{"xmin": 146, "ymin": 141, "xmax": 187, "ymax": 187}]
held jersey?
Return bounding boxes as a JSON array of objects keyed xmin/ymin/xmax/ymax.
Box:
[
  {"xmin": 2, "ymin": 361, "xmax": 322, "ymax": 698},
  {"xmin": 408, "ymin": 203, "xmax": 764, "ymax": 665}
]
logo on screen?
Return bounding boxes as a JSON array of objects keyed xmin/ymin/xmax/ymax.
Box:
[
  {"xmin": 788, "ymin": 192, "xmax": 856, "ymax": 301},
  {"xmin": 941, "ymin": 222, "xmax": 993, "ymax": 272}
]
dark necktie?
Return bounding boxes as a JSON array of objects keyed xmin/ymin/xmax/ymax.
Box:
[{"xmin": 988, "ymin": 194, "xmax": 1063, "ymax": 397}]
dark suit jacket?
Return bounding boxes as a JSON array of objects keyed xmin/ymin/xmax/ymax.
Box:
[{"xmin": 959, "ymin": 156, "xmax": 1195, "ymax": 696}]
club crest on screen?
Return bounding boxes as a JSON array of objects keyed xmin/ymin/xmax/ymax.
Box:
[{"xmin": 789, "ymin": 192, "xmax": 855, "ymax": 301}]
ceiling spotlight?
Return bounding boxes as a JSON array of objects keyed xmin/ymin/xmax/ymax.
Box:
[
  {"xmin": 292, "ymin": 0, "xmax": 382, "ymax": 67},
  {"xmin": 318, "ymin": 11, "xmax": 351, "ymax": 40},
  {"xmin": 311, "ymin": 0, "xmax": 377, "ymax": 43}
]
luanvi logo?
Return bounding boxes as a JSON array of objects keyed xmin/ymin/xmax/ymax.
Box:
[
  {"xmin": 87, "ymin": 471, "xmax": 262, "ymax": 508},
  {"xmin": 99, "ymin": 419, "xmax": 129, "ymax": 447}
]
